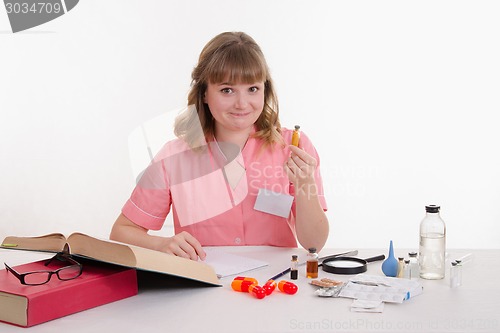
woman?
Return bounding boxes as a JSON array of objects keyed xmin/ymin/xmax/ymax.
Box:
[{"xmin": 110, "ymin": 32, "xmax": 329, "ymax": 260}]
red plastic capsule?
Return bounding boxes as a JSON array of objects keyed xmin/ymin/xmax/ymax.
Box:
[
  {"xmin": 248, "ymin": 284, "xmax": 266, "ymax": 299},
  {"xmin": 278, "ymin": 280, "xmax": 298, "ymax": 295},
  {"xmin": 231, "ymin": 276, "xmax": 258, "ymax": 292},
  {"xmin": 263, "ymin": 280, "xmax": 277, "ymax": 295}
]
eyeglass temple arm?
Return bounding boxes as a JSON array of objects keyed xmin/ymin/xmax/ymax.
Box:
[
  {"xmin": 44, "ymin": 251, "xmax": 69, "ymax": 267},
  {"xmin": 4, "ymin": 263, "xmax": 23, "ymax": 279},
  {"xmin": 44, "ymin": 252, "xmax": 82, "ymax": 267}
]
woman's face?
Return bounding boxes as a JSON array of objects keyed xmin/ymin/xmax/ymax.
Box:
[{"xmin": 204, "ymin": 80, "xmax": 265, "ymax": 135}]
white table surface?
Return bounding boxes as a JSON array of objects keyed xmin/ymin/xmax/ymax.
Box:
[{"xmin": 1, "ymin": 247, "xmax": 498, "ymax": 333}]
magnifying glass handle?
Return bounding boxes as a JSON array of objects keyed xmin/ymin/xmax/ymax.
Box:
[
  {"xmin": 317, "ymin": 250, "xmax": 359, "ymax": 267},
  {"xmin": 365, "ymin": 254, "xmax": 386, "ymax": 263}
]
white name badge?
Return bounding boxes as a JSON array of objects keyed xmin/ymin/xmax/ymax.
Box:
[{"xmin": 253, "ymin": 188, "xmax": 294, "ymax": 218}]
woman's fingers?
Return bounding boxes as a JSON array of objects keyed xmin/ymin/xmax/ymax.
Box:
[
  {"xmin": 286, "ymin": 145, "xmax": 317, "ymax": 182},
  {"xmin": 164, "ymin": 232, "xmax": 206, "ymax": 261}
]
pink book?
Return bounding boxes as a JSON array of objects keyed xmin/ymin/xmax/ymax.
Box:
[{"xmin": 0, "ymin": 258, "xmax": 137, "ymax": 327}]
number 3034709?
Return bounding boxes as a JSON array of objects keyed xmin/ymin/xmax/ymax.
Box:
[{"xmin": 5, "ymin": 2, "xmax": 62, "ymax": 14}]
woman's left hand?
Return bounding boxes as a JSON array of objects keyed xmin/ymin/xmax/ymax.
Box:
[
  {"xmin": 284, "ymin": 145, "xmax": 329, "ymax": 252},
  {"xmin": 285, "ymin": 145, "xmax": 317, "ymax": 185}
]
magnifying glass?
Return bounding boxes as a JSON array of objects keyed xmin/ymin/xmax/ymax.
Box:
[{"xmin": 321, "ymin": 255, "xmax": 385, "ymax": 275}]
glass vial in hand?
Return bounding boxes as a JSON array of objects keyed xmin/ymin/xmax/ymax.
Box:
[{"xmin": 291, "ymin": 125, "xmax": 300, "ymax": 147}]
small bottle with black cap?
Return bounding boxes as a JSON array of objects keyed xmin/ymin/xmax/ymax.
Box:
[
  {"xmin": 403, "ymin": 259, "xmax": 411, "ymax": 279},
  {"xmin": 450, "ymin": 260, "xmax": 462, "ymax": 288},
  {"xmin": 408, "ymin": 252, "xmax": 420, "ymax": 280},
  {"xmin": 397, "ymin": 257, "xmax": 405, "ymax": 278},
  {"xmin": 306, "ymin": 248, "xmax": 318, "ymax": 278},
  {"xmin": 290, "ymin": 255, "xmax": 298, "ymax": 280}
]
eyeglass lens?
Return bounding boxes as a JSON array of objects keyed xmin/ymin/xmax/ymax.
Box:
[{"xmin": 23, "ymin": 265, "xmax": 82, "ymax": 285}]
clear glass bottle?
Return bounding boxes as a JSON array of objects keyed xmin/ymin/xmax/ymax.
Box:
[
  {"xmin": 419, "ymin": 205, "xmax": 446, "ymax": 279},
  {"xmin": 403, "ymin": 259, "xmax": 411, "ymax": 279},
  {"xmin": 450, "ymin": 260, "xmax": 462, "ymax": 288},
  {"xmin": 290, "ymin": 255, "xmax": 298, "ymax": 280},
  {"xmin": 306, "ymin": 248, "xmax": 318, "ymax": 278},
  {"xmin": 408, "ymin": 252, "xmax": 420, "ymax": 280},
  {"xmin": 397, "ymin": 257, "xmax": 405, "ymax": 278}
]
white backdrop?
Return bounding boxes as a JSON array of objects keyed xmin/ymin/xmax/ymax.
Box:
[{"xmin": 1, "ymin": 0, "xmax": 499, "ymax": 250}]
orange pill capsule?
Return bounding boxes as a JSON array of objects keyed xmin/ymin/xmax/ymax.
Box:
[
  {"xmin": 263, "ymin": 279, "xmax": 277, "ymax": 295},
  {"xmin": 231, "ymin": 276, "xmax": 258, "ymax": 292},
  {"xmin": 248, "ymin": 284, "xmax": 266, "ymax": 299},
  {"xmin": 278, "ymin": 280, "xmax": 298, "ymax": 295}
]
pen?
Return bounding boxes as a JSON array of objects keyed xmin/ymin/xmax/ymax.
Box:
[
  {"xmin": 267, "ymin": 250, "xmax": 358, "ymax": 281},
  {"xmin": 268, "ymin": 268, "xmax": 292, "ymax": 282}
]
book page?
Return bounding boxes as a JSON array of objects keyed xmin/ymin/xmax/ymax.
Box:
[
  {"xmin": 67, "ymin": 233, "xmax": 138, "ymax": 267},
  {"xmin": 69, "ymin": 233, "xmax": 220, "ymax": 286},
  {"xmin": 0, "ymin": 292, "xmax": 28, "ymax": 326},
  {"xmin": 2, "ymin": 233, "xmax": 221, "ymax": 286},
  {"xmin": 203, "ymin": 248, "xmax": 269, "ymax": 278},
  {"xmin": 130, "ymin": 244, "xmax": 220, "ymax": 285},
  {"xmin": 1, "ymin": 233, "xmax": 67, "ymax": 253}
]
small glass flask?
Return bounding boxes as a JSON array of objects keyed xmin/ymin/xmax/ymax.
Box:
[
  {"xmin": 403, "ymin": 259, "xmax": 411, "ymax": 279},
  {"xmin": 450, "ymin": 260, "xmax": 462, "ymax": 288},
  {"xmin": 408, "ymin": 252, "xmax": 420, "ymax": 280},
  {"xmin": 397, "ymin": 257, "xmax": 405, "ymax": 278},
  {"xmin": 291, "ymin": 125, "xmax": 300, "ymax": 146},
  {"xmin": 290, "ymin": 255, "xmax": 298, "ymax": 280},
  {"xmin": 306, "ymin": 248, "xmax": 318, "ymax": 278}
]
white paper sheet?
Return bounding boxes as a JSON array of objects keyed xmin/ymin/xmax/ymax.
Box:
[
  {"xmin": 253, "ymin": 188, "xmax": 293, "ymax": 218},
  {"xmin": 351, "ymin": 299, "xmax": 385, "ymax": 313},
  {"xmin": 203, "ymin": 248, "xmax": 269, "ymax": 278}
]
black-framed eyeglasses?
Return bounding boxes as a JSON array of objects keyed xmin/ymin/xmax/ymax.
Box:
[{"xmin": 4, "ymin": 252, "xmax": 83, "ymax": 286}]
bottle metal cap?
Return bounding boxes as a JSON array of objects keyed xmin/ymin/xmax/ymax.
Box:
[{"xmin": 425, "ymin": 205, "xmax": 440, "ymax": 213}]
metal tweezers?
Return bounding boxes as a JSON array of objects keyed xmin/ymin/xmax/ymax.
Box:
[{"xmin": 350, "ymin": 280, "xmax": 392, "ymax": 287}]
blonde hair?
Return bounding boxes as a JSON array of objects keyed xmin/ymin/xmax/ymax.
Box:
[{"xmin": 175, "ymin": 32, "xmax": 283, "ymax": 148}]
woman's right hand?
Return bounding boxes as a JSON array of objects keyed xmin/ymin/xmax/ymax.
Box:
[
  {"xmin": 159, "ymin": 231, "xmax": 206, "ymax": 261},
  {"xmin": 110, "ymin": 213, "xmax": 206, "ymax": 261}
]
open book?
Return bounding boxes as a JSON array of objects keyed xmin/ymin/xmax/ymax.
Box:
[{"xmin": 1, "ymin": 232, "xmax": 220, "ymax": 286}]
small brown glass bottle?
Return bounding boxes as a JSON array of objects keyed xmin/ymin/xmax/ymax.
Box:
[
  {"xmin": 306, "ymin": 248, "xmax": 318, "ymax": 278},
  {"xmin": 290, "ymin": 255, "xmax": 298, "ymax": 280}
]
